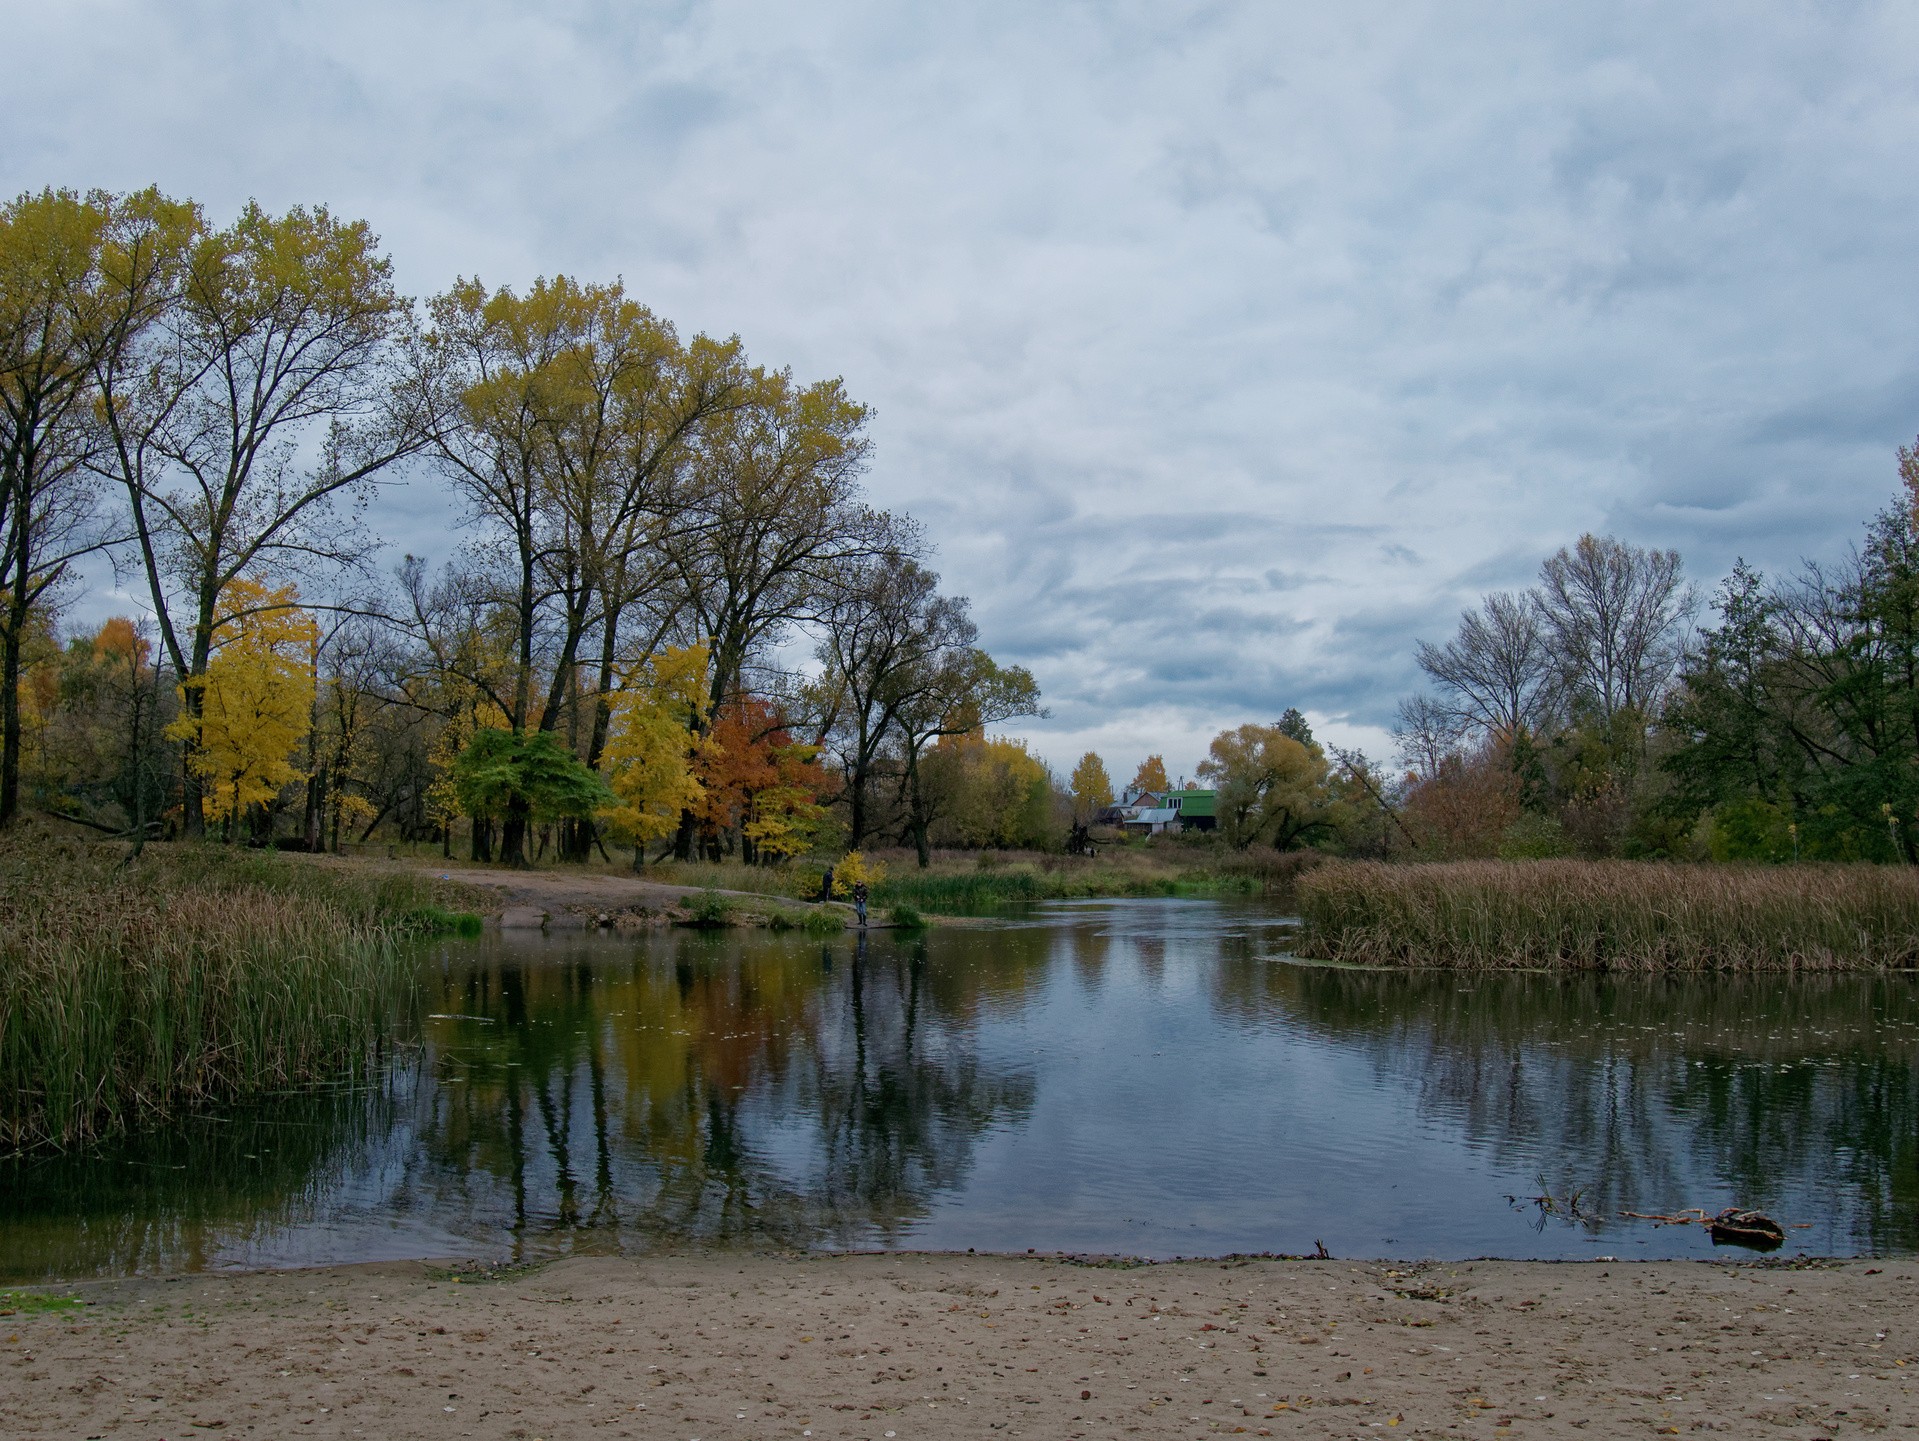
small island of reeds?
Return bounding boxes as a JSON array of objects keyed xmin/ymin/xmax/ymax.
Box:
[
  {"xmin": 0, "ymin": 833, "xmax": 482, "ymax": 1153},
  {"xmin": 1294, "ymin": 859, "xmax": 1919, "ymax": 971}
]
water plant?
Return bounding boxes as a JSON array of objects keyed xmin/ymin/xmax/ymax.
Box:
[
  {"xmin": 1295, "ymin": 859, "xmax": 1919, "ymax": 970},
  {"xmin": 0, "ymin": 832, "xmax": 480, "ymax": 1151},
  {"xmin": 802, "ymin": 905, "xmax": 845, "ymax": 935}
]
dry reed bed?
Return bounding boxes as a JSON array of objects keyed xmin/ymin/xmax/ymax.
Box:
[
  {"xmin": 1295, "ymin": 859, "xmax": 1919, "ymax": 970},
  {"xmin": 0, "ymin": 837, "xmax": 464, "ymax": 1152}
]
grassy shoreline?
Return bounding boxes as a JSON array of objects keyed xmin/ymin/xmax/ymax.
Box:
[
  {"xmin": 1296, "ymin": 858, "xmax": 1919, "ymax": 970},
  {"xmin": 590, "ymin": 845, "xmax": 1310, "ymax": 915},
  {"xmin": 0, "ymin": 833, "xmax": 484, "ymax": 1153}
]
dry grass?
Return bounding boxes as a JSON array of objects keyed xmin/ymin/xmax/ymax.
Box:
[
  {"xmin": 0, "ymin": 832, "xmax": 480, "ymax": 1152},
  {"xmin": 1295, "ymin": 859, "xmax": 1919, "ymax": 970}
]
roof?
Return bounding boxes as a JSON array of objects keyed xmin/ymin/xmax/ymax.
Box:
[
  {"xmin": 1172, "ymin": 789, "xmax": 1217, "ymax": 818},
  {"xmin": 1125, "ymin": 807, "xmax": 1182, "ymax": 825}
]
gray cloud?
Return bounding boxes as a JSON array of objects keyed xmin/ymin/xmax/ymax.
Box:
[{"xmin": 10, "ymin": 0, "xmax": 1919, "ymax": 779}]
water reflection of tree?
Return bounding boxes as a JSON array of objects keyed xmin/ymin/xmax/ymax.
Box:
[
  {"xmin": 402, "ymin": 929, "xmax": 1036, "ymax": 1257},
  {"xmin": 1212, "ymin": 959, "xmax": 1919, "ymax": 1250}
]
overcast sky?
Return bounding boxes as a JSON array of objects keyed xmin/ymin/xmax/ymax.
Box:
[{"xmin": 8, "ymin": 0, "xmax": 1918, "ymax": 780}]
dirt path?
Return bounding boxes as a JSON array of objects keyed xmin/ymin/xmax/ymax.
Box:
[
  {"xmin": 325, "ymin": 854, "xmax": 853, "ymax": 928},
  {"xmin": 6, "ymin": 1252, "xmax": 1911, "ymax": 1439}
]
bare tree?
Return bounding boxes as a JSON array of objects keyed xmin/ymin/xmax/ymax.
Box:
[
  {"xmin": 1415, "ymin": 589, "xmax": 1555, "ymax": 739},
  {"xmin": 1535, "ymin": 534, "xmax": 1693, "ymax": 723},
  {"xmin": 1392, "ymin": 693, "xmax": 1464, "ymax": 780},
  {"xmin": 813, "ymin": 552, "xmax": 962, "ymax": 847}
]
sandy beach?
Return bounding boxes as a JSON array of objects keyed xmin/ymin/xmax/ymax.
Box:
[{"xmin": 6, "ymin": 1251, "xmax": 1913, "ymax": 1439}]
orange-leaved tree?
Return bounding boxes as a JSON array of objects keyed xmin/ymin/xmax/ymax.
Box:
[
  {"xmin": 167, "ymin": 577, "xmax": 317, "ymax": 837},
  {"xmin": 695, "ymin": 695, "xmax": 830, "ymax": 864},
  {"xmin": 1131, "ymin": 754, "xmax": 1169, "ymax": 794}
]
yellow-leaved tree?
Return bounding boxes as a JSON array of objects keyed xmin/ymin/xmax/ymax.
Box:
[
  {"xmin": 168, "ymin": 577, "xmax": 318, "ymax": 835},
  {"xmin": 599, "ymin": 645, "xmax": 710, "ymax": 866},
  {"xmin": 1069, "ymin": 751, "xmax": 1113, "ymax": 822}
]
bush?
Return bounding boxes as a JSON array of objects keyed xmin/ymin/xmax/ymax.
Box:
[
  {"xmin": 888, "ymin": 903, "xmax": 926, "ymax": 930},
  {"xmin": 1496, "ymin": 813, "xmax": 1572, "ymax": 860},
  {"xmin": 802, "ymin": 906, "xmax": 844, "ymax": 935},
  {"xmin": 831, "ymin": 849, "xmax": 886, "ymax": 897},
  {"xmin": 684, "ymin": 889, "xmax": 733, "ymax": 928}
]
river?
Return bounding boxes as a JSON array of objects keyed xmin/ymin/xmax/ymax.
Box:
[{"xmin": 4, "ymin": 897, "xmax": 1916, "ymax": 1277}]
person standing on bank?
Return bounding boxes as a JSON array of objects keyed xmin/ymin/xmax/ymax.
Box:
[
  {"xmin": 820, "ymin": 865, "xmax": 835, "ymax": 904},
  {"xmin": 852, "ymin": 880, "xmax": 868, "ymax": 928}
]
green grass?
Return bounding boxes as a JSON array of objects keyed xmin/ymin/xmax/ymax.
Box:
[
  {"xmin": 523, "ymin": 844, "xmax": 1311, "ymax": 915},
  {"xmin": 802, "ymin": 906, "xmax": 844, "ymax": 935},
  {"xmin": 0, "ymin": 831, "xmax": 485, "ymax": 1152},
  {"xmin": 869, "ymin": 857, "xmax": 1272, "ymax": 913},
  {"xmin": 1295, "ymin": 858, "xmax": 1919, "ymax": 970},
  {"xmin": 0, "ymin": 1289, "xmax": 83, "ymax": 1314}
]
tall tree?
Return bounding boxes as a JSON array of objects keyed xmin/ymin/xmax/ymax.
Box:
[
  {"xmin": 813, "ymin": 549, "xmax": 961, "ymax": 847},
  {"xmin": 1415, "ymin": 589, "xmax": 1554, "ymax": 739},
  {"xmin": 416, "ymin": 276, "xmax": 748, "ymax": 862},
  {"xmin": 659, "ymin": 369, "xmax": 886, "ymax": 857},
  {"xmin": 1536, "ymin": 534, "xmax": 1693, "ymax": 725},
  {"xmin": 1196, "ymin": 722, "xmax": 1341, "ymax": 851},
  {"xmin": 891, "ymin": 639, "xmax": 1044, "ymax": 867},
  {"xmin": 93, "ymin": 201, "xmax": 421, "ymax": 835},
  {"xmin": 0, "ymin": 186, "xmax": 195, "ymax": 825},
  {"xmin": 1068, "ymin": 751, "xmax": 1112, "ymax": 822}
]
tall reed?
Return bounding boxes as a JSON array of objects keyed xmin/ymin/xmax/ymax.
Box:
[
  {"xmin": 1295, "ymin": 859, "xmax": 1919, "ymax": 970},
  {"xmin": 0, "ymin": 835, "xmax": 470, "ymax": 1151}
]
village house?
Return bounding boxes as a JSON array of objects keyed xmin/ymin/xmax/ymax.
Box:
[{"xmin": 1102, "ymin": 784, "xmax": 1218, "ymax": 835}]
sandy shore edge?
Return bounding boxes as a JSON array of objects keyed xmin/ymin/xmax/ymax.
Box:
[{"xmin": 7, "ymin": 1250, "xmax": 1913, "ymax": 1438}]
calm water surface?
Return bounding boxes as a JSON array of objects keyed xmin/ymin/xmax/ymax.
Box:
[{"xmin": 5, "ymin": 898, "xmax": 1918, "ymax": 1277}]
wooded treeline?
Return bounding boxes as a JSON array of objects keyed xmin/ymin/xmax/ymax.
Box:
[
  {"xmin": 0, "ymin": 186, "xmax": 1045, "ymax": 866},
  {"xmin": 1395, "ymin": 456, "xmax": 1919, "ymax": 863}
]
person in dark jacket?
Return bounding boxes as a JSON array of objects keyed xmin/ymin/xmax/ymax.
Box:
[
  {"xmin": 852, "ymin": 880, "xmax": 868, "ymax": 928},
  {"xmin": 820, "ymin": 865, "xmax": 835, "ymax": 904}
]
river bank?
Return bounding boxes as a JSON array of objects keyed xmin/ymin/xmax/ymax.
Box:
[
  {"xmin": 5, "ymin": 1251, "xmax": 1910, "ymax": 1438},
  {"xmin": 352, "ymin": 842, "xmax": 1305, "ymax": 925}
]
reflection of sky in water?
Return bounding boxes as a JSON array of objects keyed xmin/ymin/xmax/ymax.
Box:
[{"xmin": 3, "ymin": 898, "xmax": 1917, "ymax": 1278}]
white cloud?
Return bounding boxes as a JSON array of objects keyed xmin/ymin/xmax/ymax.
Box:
[{"xmin": 9, "ymin": 0, "xmax": 1919, "ymax": 777}]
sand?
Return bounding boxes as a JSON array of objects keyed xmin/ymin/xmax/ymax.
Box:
[{"xmin": 5, "ymin": 1252, "xmax": 1913, "ymax": 1439}]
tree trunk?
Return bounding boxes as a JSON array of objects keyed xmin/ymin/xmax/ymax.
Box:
[
  {"xmin": 906, "ymin": 748, "xmax": 931, "ymax": 868},
  {"xmin": 0, "ymin": 595, "xmax": 24, "ymax": 827},
  {"xmin": 501, "ymin": 796, "xmax": 531, "ymax": 866}
]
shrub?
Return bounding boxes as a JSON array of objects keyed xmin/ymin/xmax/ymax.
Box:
[
  {"xmin": 803, "ymin": 906, "xmax": 844, "ymax": 935},
  {"xmin": 684, "ymin": 889, "xmax": 733, "ymax": 928},
  {"xmin": 831, "ymin": 849, "xmax": 886, "ymax": 897},
  {"xmin": 888, "ymin": 903, "xmax": 926, "ymax": 930}
]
